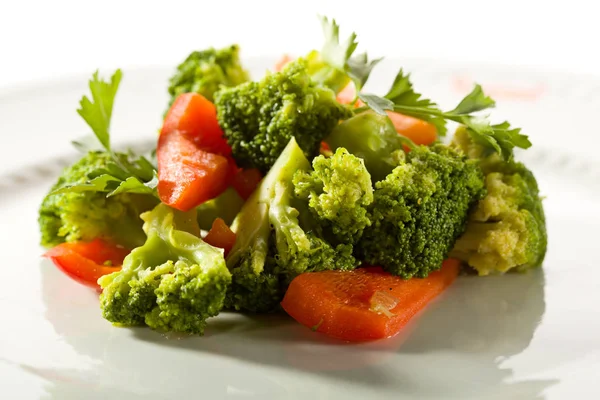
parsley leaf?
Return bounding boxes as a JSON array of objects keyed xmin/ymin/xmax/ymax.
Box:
[
  {"xmin": 465, "ymin": 120, "xmax": 531, "ymax": 160},
  {"xmin": 319, "ymin": 16, "xmax": 379, "ymax": 90},
  {"xmin": 358, "ymin": 70, "xmax": 532, "ymax": 160},
  {"xmin": 108, "ymin": 175, "xmax": 158, "ymax": 197},
  {"xmin": 347, "ymin": 53, "xmax": 382, "ymax": 90},
  {"xmin": 67, "ymin": 69, "xmax": 159, "ymax": 197},
  {"xmin": 51, "ymin": 174, "xmax": 121, "ymax": 195},
  {"xmin": 51, "ymin": 173, "xmax": 157, "ymax": 197},
  {"xmin": 382, "ymin": 69, "xmax": 447, "ymax": 136},
  {"xmin": 319, "ymin": 15, "xmax": 358, "ymax": 72},
  {"xmin": 449, "ymin": 84, "xmax": 496, "ymax": 114},
  {"xmin": 77, "ymin": 70, "xmax": 122, "ymax": 152},
  {"xmin": 384, "ymin": 69, "xmax": 437, "ymax": 108},
  {"xmin": 357, "ymin": 93, "xmax": 394, "ymax": 115}
]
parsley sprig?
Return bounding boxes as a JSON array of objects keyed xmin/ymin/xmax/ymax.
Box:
[
  {"xmin": 319, "ymin": 16, "xmax": 381, "ymax": 90},
  {"xmin": 318, "ymin": 16, "xmax": 532, "ymax": 161},
  {"xmin": 54, "ymin": 70, "xmax": 158, "ymax": 197},
  {"xmin": 358, "ymin": 69, "xmax": 532, "ymax": 160}
]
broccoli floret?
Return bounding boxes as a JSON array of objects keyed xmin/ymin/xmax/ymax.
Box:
[
  {"xmin": 293, "ymin": 148, "xmax": 373, "ymax": 244},
  {"xmin": 325, "ymin": 111, "xmax": 408, "ymax": 182},
  {"xmin": 357, "ymin": 145, "xmax": 486, "ymax": 278},
  {"xmin": 168, "ymin": 45, "xmax": 250, "ymax": 104},
  {"xmin": 215, "ymin": 59, "xmax": 353, "ymax": 173},
  {"xmin": 98, "ymin": 204, "xmax": 231, "ymax": 335},
  {"xmin": 450, "ymin": 127, "xmax": 547, "ymax": 274},
  {"xmin": 38, "ymin": 151, "xmax": 158, "ymax": 249},
  {"xmin": 226, "ymin": 138, "xmax": 358, "ymax": 312},
  {"xmin": 304, "ymin": 233, "xmax": 356, "ymax": 273},
  {"xmin": 226, "ymin": 244, "xmax": 281, "ymax": 313}
]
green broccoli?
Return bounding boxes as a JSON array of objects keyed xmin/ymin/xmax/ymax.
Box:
[
  {"xmin": 357, "ymin": 145, "xmax": 486, "ymax": 279},
  {"xmin": 293, "ymin": 147, "xmax": 373, "ymax": 244},
  {"xmin": 98, "ymin": 203, "xmax": 231, "ymax": 335},
  {"xmin": 450, "ymin": 127, "xmax": 547, "ymax": 275},
  {"xmin": 325, "ymin": 111, "xmax": 407, "ymax": 182},
  {"xmin": 215, "ymin": 59, "xmax": 353, "ymax": 173},
  {"xmin": 226, "ymin": 138, "xmax": 357, "ymax": 312},
  {"xmin": 168, "ymin": 44, "xmax": 250, "ymax": 104},
  {"xmin": 38, "ymin": 151, "xmax": 158, "ymax": 249},
  {"xmin": 212, "ymin": 17, "xmax": 379, "ymax": 174}
]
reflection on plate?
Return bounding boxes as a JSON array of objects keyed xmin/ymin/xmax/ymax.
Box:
[{"xmin": 36, "ymin": 257, "xmax": 553, "ymax": 400}]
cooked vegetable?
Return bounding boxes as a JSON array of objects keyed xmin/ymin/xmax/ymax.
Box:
[
  {"xmin": 214, "ymin": 17, "xmax": 381, "ymax": 174},
  {"xmin": 335, "ymin": 82, "xmax": 438, "ymax": 145},
  {"xmin": 276, "ymin": 17, "xmax": 380, "ymax": 95},
  {"xmin": 358, "ymin": 70, "xmax": 531, "ymax": 160},
  {"xmin": 293, "ymin": 147, "xmax": 373, "ymax": 244},
  {"xmin": 38, "ymin": 15, "xmax": 549, "ymax": 341},
  {"xmin": 157, "ymin": 92, "xmax": 235, "ymax": 211},
  {"xmin": 386, "ymin": 111, "xmax": 438, "ymax": 146},
  {"xmin": 231, "ymin": 168, "xmax": 263, "ymax": 200},
  {"xmin": 357, "ymin": 145, "xmax": 486, "ymax": 278},
  {"xmin": 226, "ymin": 138, "xmax": 357, "ymax": 312},
  {"xmin": 281, "ymin": 259, "xmax": 460, "ymax": 341},
  {"xmin": 204, "ymin": 218, "xmax": 236, "ymax": 257},
  {"xmin": 43, "ymin": 239, "xmax": 128, "ymax": 289},
  {"xmin": 215, "ymin": 59, "xmax": 352, "ymax": 173},
  {"xmin": 39, "ymin": 70, "xmax": 160, "ymax": 248},
  {"xmin": 38, "ymin": 151, "xmax": 158, "ymax": 249},
  {"xmin": 450, "ymin": 127, "xmax": 547, "ymax": 274},
  {"xmin": 162, "ymin": 92, "xmax": 231, "ymax": 156},
  {"xmin": 157, "ymin": 129, "xmax": 230, "ymax": 211},
  {"xmin": 168, "ymin": 45, "xmax": 250, "ymax": 104},
  {"xmin": 273, "ymin": 54, "xmax": 293, "ymax": 72},
  {"xmin": 99, "ymin": 204, "xmax": 231, "ymax": 335},
  {"xmin": 336, "ymin": 81, "xmax": 357, "ymax": 105},
  {"xmin": 325, "ymin": 111, "xmax": 406, "ymax": 182}
]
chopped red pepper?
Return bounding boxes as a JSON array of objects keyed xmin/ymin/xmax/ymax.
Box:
[
  {"xmin": 162, "ymin": 93, "xmax": 231, "ymax": 156},
  {"xmin": 157, "ymin": 129, "xmax": 230, "ymax": 211},
  {"xmin": 43, "ymin": 239, "xmax": 129, "ymax": 290},
  {"xmin": 203, "ymin": 218, "xmax": 237, "ymax": 257},
  {"xmin": 231, "ymin": 168, "xmax": 262, "ymax": 200},
  {"xmin": 281, "ymin": 259, "xmax": 460, "ymax": 341}
]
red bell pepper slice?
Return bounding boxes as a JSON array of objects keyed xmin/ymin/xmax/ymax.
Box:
[
  {"xmin": 203, "ymin": 218, "xmax": 237, "ymax": 257},
  {"xmin": 231, "ymin": 168, "xmax": 262, "ymax": 200},
  {"xmin": 43, "ymin": 239, "xmax": 129, "ymax": 289},
  {"xmin": 162, "ymin": 92, "xmax": 231, "ymax": 156},
  {"xmin": 157, "ymin": 129, "xmax": 230, "ymax": 211},
  {"xmin": 281, "ymin": 259, "xmax": 460, "ymax": 341}
]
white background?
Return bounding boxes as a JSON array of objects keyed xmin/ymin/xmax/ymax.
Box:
[{"xmin": 0, "ymin": 0, "xmax": 599, "ymax": 89}]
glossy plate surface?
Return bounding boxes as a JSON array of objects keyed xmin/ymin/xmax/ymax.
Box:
[{"xmin": 1, "ymin": 58, "xmax": 599, "ymax": 399}]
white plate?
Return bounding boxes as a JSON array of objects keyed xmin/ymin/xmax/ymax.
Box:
[{"xmin": 1, "ymin": 58, "xmax": 599, "ymax": 400}]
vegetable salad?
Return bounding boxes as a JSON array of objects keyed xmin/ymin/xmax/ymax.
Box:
[{"xmin": 39, "ymin": 16, "xmax": 546, "ymax": 342}]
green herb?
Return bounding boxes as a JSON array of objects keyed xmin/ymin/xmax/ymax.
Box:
[
  {"xmin": 77, "ymin": 70, "xmax": 122, "ymax": 151},
  {"xmin": 347, "ymin": 53, "xmax": 382, "ymax": 90},
  {"xmin": 319, "ymin": 16, "xmax": 380, "ymax": 90},
  {"xmin": 358, "ymin": 69, "xmax": 531, "ymax": 160},
  {"xmin": 61, "ymin": 70, "xmax": 159, "ymax": 197}
]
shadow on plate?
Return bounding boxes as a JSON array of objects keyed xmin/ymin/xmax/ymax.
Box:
[{"xmin": 32, "ymin": 261, "xmax": 557, "ymax": 399}]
